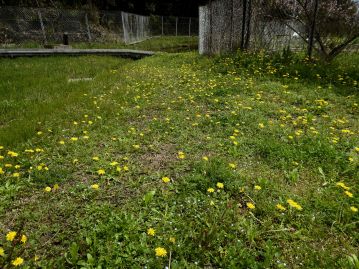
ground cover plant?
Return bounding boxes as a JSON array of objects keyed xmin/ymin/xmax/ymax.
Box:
[
  {"xmin": 1, "ymin": 36, "xmax": 199, "ymax": 53},
  {"xmin": 0, "ymin": 49, "xmax": 358, "ymax": 268}
]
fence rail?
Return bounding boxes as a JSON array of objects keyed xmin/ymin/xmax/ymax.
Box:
[{"xmin": 0, "ymin": 6, "xmax": 199, "ymax": 45}]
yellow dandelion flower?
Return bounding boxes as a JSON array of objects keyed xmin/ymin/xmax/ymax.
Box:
[
  {"xmin": 8, "ymin": 151, "xmax": 18, "ymax": 157},
  {"xmin": 70, "ymin": 137, "xmax": 78, "ymax": 141},
  {"xmin": 91, "ymin": 184, "xmax": 100, "ymax": 190},
  {"xmin": 92, "ymin": 156, "xmax": 100, "ymax": 161},
  {"xmin": 12, "ymin": 257, "xmax": 24, "ymax": 267},
  {"xmin": 229, "ymin": 163, "xmax": 237, "ymax": 169},
  {"xmin": 247, "ymin": 202, "xmax": 255, "ymax": 209},
  {"xmin": 287, "ymin": 199, "xmax": 302, "ymax": 210},
  {"xmin": 6, "ymin": 231, "xmax": 17, "ymax": 241},
  {"xmin": 216, "ymin": 182, "xmax": 224, "ymax": 189},
  {"xmin": 155, "ymin": 247, "xmax": 167, "ymax": 257},
  {"xmin": 123, "ymin": 166, "xmax": 129, "ymax": 171},
  {"xmin": 0, "ymin": 167, "xmax": 4, "ymax": 174},
  {"xmin": 178, "ymin": 151, "xmax": 186, "ymax": 159},
  {"xmin": 97, "ymin": 169, "xmax": 105, "ymax": 175},
  {"xmin": 21, "ymin": 234, "xmax": 27, "ymax": 244},
  {"xmin": 207, "ymin": 188, "xmax": 215, "ymax": 193},
  {"xmin": 44, "ymin": 186, "xmax": 51, "ymax": 192},
  {"xmin": 116, "ymin": 166, "xmax": 122, "ymax": 172},
  {"xmin": 336, "ymin": 182, "xmax": 350, "ymax": 190},
  {"xmin": 350, "ymin": 206, "xmax": 358, "ymax": 212},
  {"xmin": 345, "ymin": 191, "xmax": 353, "ymax": 198},
  {"xmin": 162, "ymin": 177, "xmax": 170, "ymax": 183},
  {"xmin": 133, "ymin": 144, "xmax": 140, "ymax": 149},
  {"xmin": 12, "ymin": 172, "xmax": 20, "ymax": 178},
  {"xmin": 0, "ymin": 247, "xmax": 4, "ymax": 256},
  {"xmin": 258, "ymin": 123, "xmax": 265, "ymax": 129},
  {"xmin": 59, "ymin": 140, "xmax": 65, "ymax": 145},
  {"xmin": 276, "ymin": 204, "xmax": 286, "ymax": 211},
  {"xmin": 254, "ymin": 185, "xmax": 261, "ymax": 190},
  {"xmin": 110, "ymin": 161, "xmax": 118, "ymax": 166},
  {"xmin": 147, "ymin": 228, "xmax": 155, "ymax": 236},
  {"xmin": 202, "ymin": 156, "xmax": 209, "ymax": 161}
]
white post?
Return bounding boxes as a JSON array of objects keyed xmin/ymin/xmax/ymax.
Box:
[
  {"xmin": 37, "ymin": 10, "xmax": 47, "ymax": 43},
  {"xmin": 85, "ymin": 13, "xmax": 92, "ymax": 42}
]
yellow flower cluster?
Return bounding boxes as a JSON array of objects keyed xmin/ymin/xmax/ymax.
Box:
[
  {"xmin": 177, "ymin": 151, "xmax": 185, "ymax": 159},
  {"xmin": 287, "ymin": 199, "xmax": 303, "ymax": 210},
  {"xmin": 162, "ymin": 176, "xmax": 171, "ymax": 183},
  {"xmin": 276, "ymin": 204, "xmax": 286, "ymax": 211},
  {"xmin": 12, "ymin": 257, "xmax": 24, "ymax": 267},
  {"xmin": 147, "ymin": 228, "xmax": 155, "ymax": 236},
  {"xmin": 155, "ymin": 247, "xmax": 167, "ymax": 257}
]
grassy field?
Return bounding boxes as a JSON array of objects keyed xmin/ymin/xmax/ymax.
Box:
[
  {"xmin": 0, "ymin": 50, "xmax": 358, "ymax": 268},
  {"xmin": 1, "ymin": 36, "xmax": 198, "ymax": 53}
]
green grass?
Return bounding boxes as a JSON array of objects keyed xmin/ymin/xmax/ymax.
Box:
[
  {"xmin": 74, "ymin": 36, "xmax": 198, "ymax": 52},
  {"xmin": 1, "ymin": 36, "xmax": 198, "ymax": 53},
  {"xmin": 0, "ymin": 50, "xmax": 358, "ymax": 268}
]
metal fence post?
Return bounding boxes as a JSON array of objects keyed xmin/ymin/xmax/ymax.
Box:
[
  {"xmin": 37, "ymin": 10, "xmax": 47, "ymax": 43},
  {"xmin": 85, "ymin": 13, "xmax": 92, "ymax": 42},
  {"xmin": 189, "ymin": 17, "xmax": 191, "ymax": 36},
  {"xmin": 175, "ymin": 17, "xmax": 178, "ymax": 36},
  {"xmin": 161, "ymin": 16, "xmax": 164, "ymax": 35}
]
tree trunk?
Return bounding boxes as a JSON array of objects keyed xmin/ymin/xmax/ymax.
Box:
[
  {"xmin": 324, "ymin": 35, "xmax": 359, "ymax": 61},
  {"xmin": 240, "ymin": 0, "xmax": 247, "ymax": 50},
  {"xmin": 244, "ymin": 0, "xmax": 252, "ymax": 49},
  {"xmin": 308, "ymin": 0, "xmax": 319, "ymax": 59}
]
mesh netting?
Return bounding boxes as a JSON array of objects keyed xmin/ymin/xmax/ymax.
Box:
[
  {"xmin": 0, "ymin": 6, "xmax": 199, "ymax": 45},
  {"xmin": 0, "ymin": 7, "xmax": 44, "ymax": 43},
  {"xmin": 40, "ymin": 8, "xmax": 89, "ymax": 43},
  {"xmin": 199, "ymin": 0, "xmax": 359, "ymax": 55},
  {"xmin": 121, "ymin": 11, "xmax": 150, "ymax": 44}
]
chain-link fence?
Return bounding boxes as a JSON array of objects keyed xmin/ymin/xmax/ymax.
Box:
[
  {"xmin": 0, "ymin": 6, "xmax": 199, "ymax": 45},
  {"xmin": 199, "ymin": 0, "xmax": 359, "ymax": 55}
]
